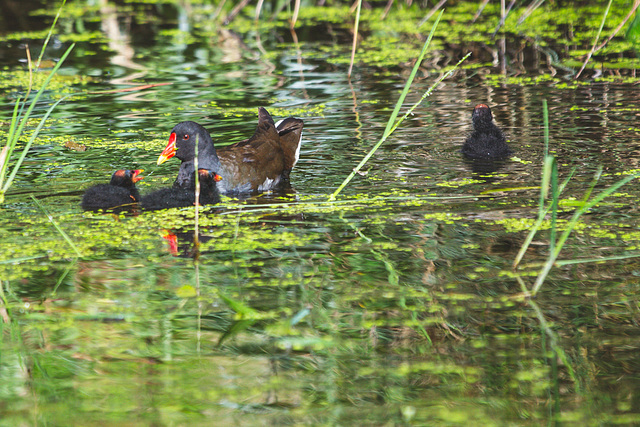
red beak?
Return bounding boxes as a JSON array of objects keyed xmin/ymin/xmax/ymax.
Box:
[
  {"xmin": 131, "ymin": 169, "xmax": 144, "ymax": 183},
  {"xmin": 157, "ymin": 132, "xmax": 177, "ymax": 165}
]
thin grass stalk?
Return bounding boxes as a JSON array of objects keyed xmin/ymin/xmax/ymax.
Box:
[
  {"xmin": 19, "ymin": 0, "xmax": 66, "ymax": 117},
  {"xmin": 0, "ymin": 280, "xmax": 9, "ymax": 324},
  {"xmin": 330, "ymin": 11, "xmax": 449, "ymax": 201},
  {"xmin": 576, "ymin": 0, "xmax": 613, "ymax": 79},
  {"xmin": 595, "ymin": 0, "xmax": 640, "ymax": 51},
  {"xmin": 24, "ymin": 47, "xmax": 34, "ymax": 114},
  {"xmin": 194, "ymin": 137, "xmax": 200, "ymax": 249},
  {"xmin": 531, "ymin": 171, "xmax": 639, "ymax": 295},
  {"xmin": 517, "ymin": 0, "xmax": 545, "ymax": 25},
  {"xmin": 0, "ymin": 43, "xmax": 75, "ymax": 194},
  {"xmin": 347, "ymin": 0, "xmax": 362, "ymax": 79},
  {"xmin": 35, "ymin": 0, "xmax": 67, "ymax": 70},
  {"xmin": 195, "ymin": 260, "xmax": 201, "ymax": 354},
  {"xmin": 491, "ymin": 0, "xmax": 516, "ymax": 38},
  {"xmin": 542, "ymin": 99, "xmax": 549, "ymax": 157},
  {"xmin": 0, "ymin": 255, "xmax": 46, "ymax": 265},
  {"xmin": 331, "ymin": 52, "xmax": 469, "ymax": 201},
  {"xmin": 30, "ymin": 195, "xmax": 82, "ymax": 258},
  {"xmin": 1, "ymin": 92, "xmax": 71, "ymax": 202},
  {"xmin": 0, "ymin": 101, "xmax": 21, "ymax": 184},
  {"xmin": 51, "ymin": 260, "xmax": 76, "ymax": 296},
  {"xmin": 388, "ymin": 55, "xmax": 472, "ymax": 136},
  {"xmin": 254, "ymin": 0, "xmax": 265, "ymax": 21},
  {"xmin": 384, "ymin": 11, "xmax": 443, "ymax": 138},
  {"xmin": 540, "ymin": 156, "xmax": 553, "ymax": 210},
  {"xmin": 512, "ymin": 167, "xmax": 574, "ymax": 269},
  {"xmin": 515, "ymin": 275, "xmax": 580, "ymax": 391},
  {"xmin": 514, "ymin": 101, "xmax": 555, "ymax": 269},
  {"xmin": 472, "ymin": 0, "xmax": 490, "ymax": 22},
  {"xmin": 579, "ymin": 166, "xmax": 603, "ymax": 204},
  {"xmin": 417, "ymin": 0, "xmax": 447, "ymax": 28},
  {"xmin": 555, "ymin": 253, "xmax": 640, "ymax": 266},
  {"xmin": 549, "ymin": 158, "xmax": 559, "ymax": 254},
  {"xmin": 290, "ymin": 0, "xmax": 301, "ymax": 29}
]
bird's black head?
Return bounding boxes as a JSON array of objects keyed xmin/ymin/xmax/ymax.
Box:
[
  {"xmin": 471, "ymin": 104, "xmax": 494, "ymax": 130},
  {"xmin": 110, "ymin": 169, "xmax": 143, "ymax": 188},
  {"xmin": 157, "ymin": 121, "xmax": 217, "ymax": 165}
]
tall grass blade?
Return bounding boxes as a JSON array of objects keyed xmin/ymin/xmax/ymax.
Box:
[
  {"xmin": 30, "ymin": 195, "xmax": 82, "ymax": 258},
  {"xmin": 35, "ymin": 0, "xmax": 67, "ymax": 71},
  {"xmin": 516, "ymin": 275, "xmax": 580, "ymax": 391},
  {"xmin": 0, "ymin": 100, "xmax": 22, "ymax": 189},
  {"xmin": 531, "ymin": 171, "xmax": 638, "ymax": 295},
  {"xmin": 576, "ymin": 0, "xmax": 613, "ymax": 78},
  {"xmin": 512, "ymin": 166, "xmax": 574, "ymax": 269},
  {"xmin": 549, "ymin": 157, "xmax": 559, "ymax": 254},
  {"xmin": 2, "ymin": 0, "xmax": 67, "ymax": 182},
  {"xmin": 1, "ymin": 93, "xmax": 71, "ymax": 201},
  {"xmin": 383, "ymin": 11, "xmax": 443, "ymax": 139},
  {"xmin": 330, "ymin": 11, "xmax": 470, "ymax": 201},
  {"xmin": 418, "ymin": 0, "xmax": 447, "ymax": 28},
  {"xmin": 542, "ymin": 99, "xmax": 549, "ymax": 157},
  {"xmin": 514, "ymin": 101, "xmax": 557, "ymax": 269},
  {"xmin": 1, "ymin": 43, "xmax": 75, "ymax": 204},
  {"xmin": 347, "ymin": 0, "xmax": 363, "ymax": 78},
  {"xmin": 555, "ymin": 253, "xmax": 640, "ymax": 266},
  {"xmin": 290, "ymin": 0, "xmax": 301, "ymax": 29},
  {"xmin": 194, "ymin": 137, "xmax": 200, "ymax": 249}
]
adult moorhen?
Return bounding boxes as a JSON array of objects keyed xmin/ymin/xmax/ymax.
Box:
[
  {"xmin": 140, "ymin": 169, "xmax": 222, "ymax": 210},
  {"xmin": 461, "ymin": 104, "xmax": 512, "ymax": 159},
  {"xmin": 81, "ymin": 169, "xmax": 143, "ymax": 211},
  {"xmin": 156, "ymin": 107, "xmax": 304, "ymax": 194}
]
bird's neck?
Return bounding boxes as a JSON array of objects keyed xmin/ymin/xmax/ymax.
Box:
[{"xmin": 174, "ymin": 148, "xmax": 222, "ymax": 189}]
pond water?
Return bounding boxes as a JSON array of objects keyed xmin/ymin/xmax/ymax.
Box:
[{"xmin": 2, "ymin": 0, "xmax": 640, "ymax": 424}]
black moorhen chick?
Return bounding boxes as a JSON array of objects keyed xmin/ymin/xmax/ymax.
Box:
[
  {"xmin": 156, "ymin": 107, "xmax": 304, "ymax": 194},
  {"xmin": 461, "ymin": 104, "xmax": 512, "ymax": 159},
  {"xmin": 81, "ymin": 169, "xmax": 143, "ymax": 211},
  {"xmin": 140, "ymin": 169, "xmax": 222, "ymax": 211}
]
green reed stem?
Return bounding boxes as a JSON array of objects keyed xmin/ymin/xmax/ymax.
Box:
[
  {"xmin": 514, "ymin": 101, "xmax": 565, "ymax": 269},
  {"xmin": 35, "ymin": 0, "xmax": 67, "ymax": 71},
  {"xmin": 347, "ymin": 0, "xmax": 363, "ymax": 79},
  {"xmin": 0, "ymin": 0, "xmax": 72, "ymax": 204},
  {"xmin": 549, "ymin": 157, "xmax": 558, "ymax": 255},
  {"xmin": 1, "ymin": 93, "xmax": 71, "ymax": 203},
  {"xmin": 515, "ymin": 275, "xmax": 580, "ymax": 391},
  {"xmin": 0, "ymin": 45, "xmax": 74, "ymax": 204},
  {"xmin": 330, "ymin": 11, "xmax": 471, "ymax": 201},
  {"xmin": 512, "ymin": 162, "xmax": 574, "ymax": 269},
  {"xmin": 576, "ymin": 0, "xmax": 613, "ymax": 79},
  {"xmin": 30, "ymin": 195, "xmax": 82, "ymax": 258},
  {"xmin": 531, "ymin": 170, "xmax": 638, "ymax": 295},
  {"xmin": 542, "ymin": 99, "xmax": 549, "ymax": 157},
  {"xmin": 194, "ymin": 136, "xmax": 200, "ymax": 249}
]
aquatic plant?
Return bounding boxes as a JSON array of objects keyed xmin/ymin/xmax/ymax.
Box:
[
  {"xmin": 514, "ymin": 100, "xmax": 640, "ymax": 295},
  {"xmin": 0, "ymin": 2, "xmax": 74, "ymax": 205},
  {"xmin": 330, "ymin": 11, "xmax": 470, "ymax": 200}
]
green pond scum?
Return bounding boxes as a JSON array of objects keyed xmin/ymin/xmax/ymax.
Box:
[{"xmin": 2, "ymin": 0, "xmax": 640, "ymax": 424}]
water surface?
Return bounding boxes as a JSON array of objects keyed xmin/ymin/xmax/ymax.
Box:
[{"xmin": 1, "ymin": 1, "xmax": 640, "ymax": 424}]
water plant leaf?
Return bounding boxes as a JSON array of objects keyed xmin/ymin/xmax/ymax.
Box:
[
  {"xmin": 219, "ymin": 291, "xmax": 258, "ymax": 317},
  {"xmin": 217, "ymin": 319, "xmax": 256, "ymax": 346}
]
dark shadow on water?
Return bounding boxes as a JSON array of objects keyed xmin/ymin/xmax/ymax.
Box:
[{"xmin": 463, "ymin": 157, "xmax": 510, "ymax": 181}]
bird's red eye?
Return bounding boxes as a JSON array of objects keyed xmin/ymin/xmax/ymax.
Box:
[{"xmin": 184, "ymin": 134, "xmax": 189, "ymax": 140}]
